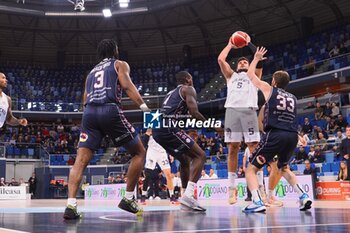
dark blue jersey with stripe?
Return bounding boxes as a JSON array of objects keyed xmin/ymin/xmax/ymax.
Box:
[
  {"xmin": 85, "ymin": 58, "xmax": 122, "ymax": 108},
  {"xmin": 161, "ymin": 85, "xmax": 188, "ymax": 116},
  {"xmin": 263, "ymin": 87, "xmax": 297, "ymax": 132}
]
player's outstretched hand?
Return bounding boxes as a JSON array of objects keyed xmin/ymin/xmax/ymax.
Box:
[
  {"xmin": 19, "ymin": 118, "xmax": 28, "ymax": 126},
  {"xmin": 254, "ymin": 47, "xmax": 268, "ymax": 61}
]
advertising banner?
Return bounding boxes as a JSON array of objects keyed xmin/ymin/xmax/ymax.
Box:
[
  {"xmin": 0, "ymin": 186, "xmax": 26, "ymax": 200},
  {"xmin": 316, "ymin": 181, "xmax": 350, "ymax": 200},
  {"xmin": 197, "ymin": 175, "xmax": 314, "ymax": 201},
  {"xmin": 84, "ymin": 183, "xmax": 127, "ymax": 201}
]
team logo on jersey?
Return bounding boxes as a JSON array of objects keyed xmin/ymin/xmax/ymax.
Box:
[
  {"xmin": 143, "ymin": 110, "xmax": 162, "ymax": 129},
  {"xmin": 79, "ymin": 133, "xmax": 88, "ymax": 142}
]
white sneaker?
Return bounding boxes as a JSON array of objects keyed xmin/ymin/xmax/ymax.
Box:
[
  {"xmin": 228, "ymin": 187, "xmax": 237, "ymax": 205},
  {"xmin": 148, "ymin": 196, "xmax": 153, "ymax": 200},
  {"xmin": 180, "ymin": 195, "xmax": 206, "ymax": 212},
  {"xmin": 242, "ymin": 200, "xmax": 266, "ymax": 213},
  {"xmin": 154, "ymin": 196, "xmax": 161, "ymax": 200},
  {"xmin": 299, "ymin": 193, "xmax": 312, "ymax": 211}
]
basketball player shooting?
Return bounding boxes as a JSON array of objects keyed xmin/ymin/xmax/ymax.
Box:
[{"xmin": 218, "ymin": 31, "xmax": 264, "ymax": 204}]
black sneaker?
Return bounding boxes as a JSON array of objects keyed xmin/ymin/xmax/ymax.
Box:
[
  {"xmin": 63, "ymin": 205, "xmax": 81, "ymax": 220},
  {"xmin": 118, "ymin": 197, "xmax": 143, "ymax": 215}
]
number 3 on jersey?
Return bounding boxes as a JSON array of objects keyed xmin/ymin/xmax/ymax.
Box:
[
  {"xmin": 276, "ymin": 94, "xmax": 295, "ymax": 112},
  {"xmin": 94, "ymin": 70, "xmax": 104, "ymax": 88}
]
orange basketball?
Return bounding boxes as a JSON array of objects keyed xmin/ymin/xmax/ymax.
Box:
[{"xmin": 230, "ymin": 31, "xmax": 249, "ymax": 48}]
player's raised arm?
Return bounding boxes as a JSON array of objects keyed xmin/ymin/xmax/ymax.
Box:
[
  {"xmin": 183, "ymin": 86, "xmax": 206, "ymax": 122},
  {"xmin": 246, "ymin": 47, "xmax": 272, "ymax": 101},
  {"xmin": 117, "ymin": 61, "xmax": 150, "ymax": 112},
  {"xmin": 218, "ymin": 40, "xmax": 235, "ymax": 79}
]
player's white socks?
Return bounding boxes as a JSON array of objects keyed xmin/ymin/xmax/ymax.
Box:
[
  {"xmin": 184, "ymin": 181, "xmax": 196, "ymax": 198},
  {"xmin": 67, "ymin": 198, "xmax": 77, "ymax": 207},
  {"xmin": 251, "ymin": 189, "xmax": 262, "ymax": 203},
  {"xmin": 257, "ymin": 171, "xmax": 264, "ymax": 186},
  {"xmin": 125, "ymin": 191, "xmax": 134, "ymax": 200},
  {"xmin": 169, "ymin": 189, "xmax": 174, "ymax": 197},
  {"xmin": 293, "ymin": 184, "xmax": 305, "ymax": 198},
  {"xmin": 228, "ymin": 172, "xmax": 238, "ymax": 189}
]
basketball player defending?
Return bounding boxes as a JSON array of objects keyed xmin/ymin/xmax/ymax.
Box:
[
  {"xmin": 218, "ymin": 36, "xmax": 264, "ymax": 204},
  {"xmin": 0, "ymin": 72, "xmax": 28, "ymax": 128},
  {"xmin": 141, "ymin": 129, "xmax": 177, "ymax": 204},
  {"xmin": 153, "ymin": 71, "xmax": 211, "ymax": 211},
  {"xmin": 243, "ymin": 47, "xmax": 312, "ymax": 213},
  {"xmin": 64, "ymin": 39, "xmax": 149, "ymax": 219}
]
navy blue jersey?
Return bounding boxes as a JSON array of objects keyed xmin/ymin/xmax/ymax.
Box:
[
  {"xmin": 161, "ymin": 85, "xmax": 188, "ymax": 116},
  {"xmin": 85, "ymin": 58, "xmax": 122, "ymax": 107},
  {"xmin": 263, "ymin": 87, "xmax": 297, "ymax": 132}
]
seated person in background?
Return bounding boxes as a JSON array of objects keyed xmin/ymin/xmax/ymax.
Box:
[
  {"xmin": 337, "ymin": 160, "xmax": 349, "ymax": 181},
  {"xmin": 208, "ymin": 169, "xmax": 218, "ymax": 179},
  {"xmin": 316, "ymin": 132, "xmax": 328, "ymax": 151},
  {"xmin": 336, "ymin": 115, "xmax": 348, "ymax": 130},
  {"xmin": 0, "ymin": 177, "xmax": 6, "ymax": 186},
  {"xmin": 325, "ymin": 116, "xmax": 334, "ymax": 133},
  {"xmin": 297, "ymin": 131, "xmax": 309, "ymax": 147},
  {"xmin": 308, "ymin": 145, "xmax": 315, "ymax": 160},
  {"xmin": 314, "ymin": 102, "xmax": 324, "ymax": 120},
  {"xmin": 303, "ymin": 159, "xmax": 317, "ymax": 185},
  {"xmin": 335, "ymin": 130, "xmax": 346, "ymax": 145},
  {"xmin": 311, "ymin": 146, "xmax": 325, "ymax": 163},
  {"xmin": 331, "ymin": 102, "xmax": 340, "ymax": 118},
  {"xmin": 8, "ymin": 178, "xmax": 19, "ymax": 186},
  {"xmin": 291, "ymin": 146, "xmax": 308, "ymax": 164},
  {"xmin": 323, "ymin": 102, "xmax": 332, "ymax": 118},
  {"xmin": 200, "ymin": 170, "xmax": 209, "ymax": 179},
  {"xmin": 302, "ymin": 118, "xmax": 312, "ymax": 134},
  {"xmin": 19, "ymin": 178, "xmax": 26, "ymax": 186},
  {"xmin": 303, "ymin": 160, "xmax": 316, "ymax": 175}
]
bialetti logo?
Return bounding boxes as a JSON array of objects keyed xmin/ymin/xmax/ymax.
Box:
[{"xmin": 0, "ymin": 188, "xmax": 21, "ymax": 194}]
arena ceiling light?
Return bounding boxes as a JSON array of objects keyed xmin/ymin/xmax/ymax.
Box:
[
  {"xmin": 102, "ymin": 8, "xmax": 112, "ymax": 17},
  {"xmin": 119, "ymin": 0, "xmax": 129, "ymax": 8}
]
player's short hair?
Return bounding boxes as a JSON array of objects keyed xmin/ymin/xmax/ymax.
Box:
[
  {"xmin": 272, "ymin": 70, "xmax": 290, "ymax": 89},
  {"xmin": 97, "ymin": 39, "xmax": 118, "ymax": 61},
  {"xmin": 176, "ymin": 71, "xmax": 191, "ymax": 85},
  {"xmin": 236, "ymin": 57, "xmax": 249, "ymax": 68}
]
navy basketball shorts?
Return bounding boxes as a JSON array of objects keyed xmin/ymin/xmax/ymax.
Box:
[
  {"xmin": 79, "ymin": 104, "xmax": 138, "ymax": 151},
  {"xmin": 152, "ymin": 128, "xmax": 195, "ymax": 157},
  {"xmin": 250, "ymin": 129, "xmax": 298, "ymax": 169}
]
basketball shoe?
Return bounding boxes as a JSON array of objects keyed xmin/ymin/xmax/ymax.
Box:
[
  {"xmin": 118, "ymin": 197, "xmax": 143, "ymax": 215},
  {"xmin": 180, "ymin": 195, "xmax": 206, "ymax": 212},
  {"xmin": 63, "ymin": 205, "xmax": 81, "ymax": 220},
  {"xmin": 299, "ymin": 193, "xmax": 312, "ymax": 211}
]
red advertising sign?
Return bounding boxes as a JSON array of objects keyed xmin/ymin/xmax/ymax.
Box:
[{"xmin": 316, "ymin": 181, "xmax": 350, "ymax": 200}]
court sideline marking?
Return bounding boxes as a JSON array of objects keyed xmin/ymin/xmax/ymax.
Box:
[{"xmin": 140, "ymin": 222, "xmax": 350, "ymax": 233}]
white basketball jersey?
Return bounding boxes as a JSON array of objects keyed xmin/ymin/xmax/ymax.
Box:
[
  {"xmin": 0, "ymin": 93, "xmax": 9, "ymax": 128},
  {"xmin": 224, "ymin": 72, "xmax": 258, "ymax": 109}
]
